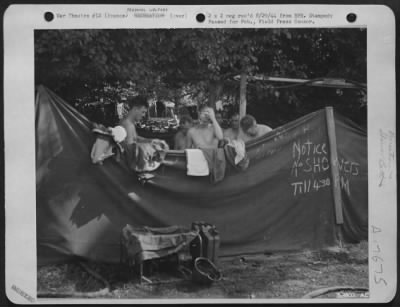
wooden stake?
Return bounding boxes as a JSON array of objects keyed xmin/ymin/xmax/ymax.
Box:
[
  {"xmin": 325, "ymin": 107, "xmax": 344, "ymax": 246},
  {"xmin": 325, "ymin": 107, "xmax": 344, "ymax": 224},
  {"xmin": 239, "ymin": 71, "xmax": 247, "ymax": 119}
]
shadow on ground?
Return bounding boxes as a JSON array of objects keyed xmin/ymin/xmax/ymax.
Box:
[{"xmin": 37, "ymin": 241, "xmax": 368, "ymax": 299}]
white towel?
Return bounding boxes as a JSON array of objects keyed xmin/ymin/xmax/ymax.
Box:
[
  {"xmin": 228, "ymin": 139, "xmax": 246, "ymax": 165},
  {"xmin": 186, "ymin": 149, "xmax": 210, "ymax": 176},
  {"xmin": 91, "ymin": 137, "xmax": 114, "ymax": 164},
  {"xmin": 110, "ymin": 126, "xmax": 127, "ymax": 143}
]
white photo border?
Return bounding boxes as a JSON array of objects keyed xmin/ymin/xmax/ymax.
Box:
[{"xmin": 4, "ymin": 4, "xmax": 397, "ymax": 304}]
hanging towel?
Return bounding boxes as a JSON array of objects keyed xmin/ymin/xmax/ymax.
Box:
[
  {"xmin": 91, "ymin": 136, "xmax": 115, "ymax": 164},
  {"xmin": 228, "ymin": 139, "xmax": 246, "ymax": 165},
  {"xmin": 224, "ymin": 142, "xmax": 250, "ymax": 171},
  {"xmin": 201, "ymin": 148, "xmax": 226, "ymax": 183},
  {"xmin": 91, "ymin": 124, "xmax": 126, "ymax": 164},
  {"xmin": 186, "ymin": 149, "xmax": 210, "ymax": 176}
]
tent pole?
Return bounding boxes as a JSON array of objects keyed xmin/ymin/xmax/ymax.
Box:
[{"xmin": 325, "ymin": 107, "xmax": 344, "ymax": 247}]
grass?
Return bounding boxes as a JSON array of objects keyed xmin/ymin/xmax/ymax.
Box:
[{"xmin": 37, "ymin": 241, "xmax": 368, "ymax": 299}]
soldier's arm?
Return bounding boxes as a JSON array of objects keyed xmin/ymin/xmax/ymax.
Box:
[
  {"xmin": 122, "ymin": 121, "xmax": 136, "ymax": 144},
  {"xmin": 186, "ymin": 128, "xmax": 194, "ymax": 148},
  {"xmin": 207, "ymin": 108, "xmax": 224, "ymax": 140}
]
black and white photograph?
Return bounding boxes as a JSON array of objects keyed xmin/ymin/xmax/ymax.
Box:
[
  {"xmin": 34, "ymin": 26, "xmax": 370, "ymax": 299},
  {"xmin": 3, "ymin": 4, "xmax": 397, "ymax": 304}
]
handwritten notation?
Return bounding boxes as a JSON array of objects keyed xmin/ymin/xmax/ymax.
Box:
[
  {"xmin": 371, "ymin": 225, "xmax": 387, "ymax": 287},
  {"xmin": 378, "ymin": 129, "xmax": 395, "ymax": 187}
]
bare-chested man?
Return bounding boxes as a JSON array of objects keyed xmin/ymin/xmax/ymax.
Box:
[
  {"xmin": 238, "ymin": 115, "xmax": 272, "ymax": 142},
  {"xmin": 174, "ymin": 115, "xmax": 193, "ymax": 150},
  {"xmin": 186, "ymin": 105, "xmax": 224, "ymax": 149},
  {"xmin": 223, "ymin": 113, "xmax": 240, "ymax": 140},
  {"xmin": 119, "ymin": 95, "xmax": 151, "ymax": 144},
  {"xmin": 215, "ymin": 112, "xmax": 223, "ymax": 126}
]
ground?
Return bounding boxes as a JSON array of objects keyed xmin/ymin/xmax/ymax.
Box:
[{"xmin": 37, "ymin": 241, "xmax": 368, "ymax": 300}]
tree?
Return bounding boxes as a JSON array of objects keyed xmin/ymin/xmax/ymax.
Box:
[
  {"xmin": 35, "ymin": 29, "xmax": 174, "ymax": 101},
  {"xmin": 247, "ymin": 28, "xmax": 367, "ymax": 126},
  {"xmin": 35, "ymin": 28, "xmax": 366, "ymax": 125}
]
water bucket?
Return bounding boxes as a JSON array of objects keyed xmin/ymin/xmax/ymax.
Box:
[{"xmin": 192, "ymin": 257, "xmax": 222, "ymax": 285}]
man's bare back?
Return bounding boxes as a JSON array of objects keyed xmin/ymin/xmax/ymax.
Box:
[{"xmin": 238, "ymin": 124, "xmax": 272, "ymax": 142}]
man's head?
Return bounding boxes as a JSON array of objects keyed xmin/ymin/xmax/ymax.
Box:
[
  {"xmin": 179, "ymin": 115, "xmax": 193, "ymax": 132},
  {"xmin": 198, "ymin": 105, "xmax": 210, "ymax": 123},
  {"xmin": 230, "ymin": 113, "xmax": 240, "ymax": 129},
  {"xmin": 215, "ymin": 112, "xmax": 223, "ymax": 125},
  {"xmin": 127, "ymin": 95, "xmax": 148, "ymax": 122},
  {"xmin": 240, "ymin": 115, "xmax": 258, "ymax": 137}
]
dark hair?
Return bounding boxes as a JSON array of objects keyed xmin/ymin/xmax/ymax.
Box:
[
  {"xmin": 128, "ymin": 95, "xmax": 148, "ymax": 109},
  {"xmin": 180, "ymin": 115, "xmax": 193, "ymax": 124},
  {"xmin": 198, "ymin": 104, "xmax": 208, "ymax": 112},
  {"xmin": 240, "ymin": 115, "xmax": 256, "ymax": 132}
]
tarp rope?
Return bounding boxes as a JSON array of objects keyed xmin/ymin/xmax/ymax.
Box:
[{"xmin": 241, "ymin": 77, "xmax": 367, "ymax": 91}]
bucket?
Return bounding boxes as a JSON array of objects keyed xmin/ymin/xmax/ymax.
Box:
[{"xmin": 192, "ymin": 257, "xmax": 222, "ymax": 285}]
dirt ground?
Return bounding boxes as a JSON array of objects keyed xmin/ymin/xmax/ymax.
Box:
[{"xmin": 37, "ymin": 241, "xmax": 368, "ymax": 300}]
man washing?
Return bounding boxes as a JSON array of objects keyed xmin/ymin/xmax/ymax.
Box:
[
  {"xmin": 238, "ymin": 115, "xmax": 272, "ymax": 142},
  {"xmin": 186, "ymin": 105, "xmax": 224, "ymax": 149},
  {"xmin": 120, "ymin": 95, "xmax": 151, "ymax": 144},
  {"xmin": 119, "ymin": 95, "xmax": 168, "ymax": 171},
  {"xmin": 173, "ymin": 115, "xmax": 193, "ymax": 150},
  {"xmin": 223, "ymin": 113, "xmax": 240, "ymax": 141},
  {"xmin": 185, "ymin": 105, "xmax": 225, "ymax": 182}
]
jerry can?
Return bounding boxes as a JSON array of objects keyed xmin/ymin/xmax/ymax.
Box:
[{"xmin": 190, "ymin": 221, "xmax": 220, "ymax": 265}]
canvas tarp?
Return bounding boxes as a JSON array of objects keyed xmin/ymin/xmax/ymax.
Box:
[{"xmin": 36, "ymin": 86, "xmax": 368, "ymax": 265}]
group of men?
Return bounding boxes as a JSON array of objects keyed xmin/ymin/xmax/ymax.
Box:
[
  {"xmin": 119, "ymin": 96, "xmax": 272, "ymax": 150},
  {"xmin": 173, "ymin": 105, "xmax": 272, "ymax": 150}
]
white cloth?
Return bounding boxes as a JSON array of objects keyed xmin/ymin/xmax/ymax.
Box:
[
  {"xmin": 110, "ymin": 125, "xmax": 127, "ymax": 143},
  {"xmin": 215, "ymin": 100, "xmax": 223, "ymax": 111},
  {"xmin": 116, "ymin": 102, "xmax": 125, "ymax": 119},
  {"xmin": 185, "ymin": 149, "xmax": 210, "ymax": 176},
  {"xmin": 228, "ymin": 139, "xmax": 246, "ymax": 165},
  {"xmin": 90, "ymin": 138, "xmax": 114, "ymax": 164}
]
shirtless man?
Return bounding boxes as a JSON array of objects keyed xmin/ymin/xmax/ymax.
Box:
[
  {"xmin": 223, "ymin": 113, "xmax": 240, "ymax": 140},
  {"xmin": 186, "ymin": 105, "xmax": 224, "ymax": 149},
  {"xmin": 215, "ymin": 112, "xmax": 223, "ymax": 126},
  {"xmin": 238, "ymin": 115, "xmax": 272, "ymax": 142},
  {"xmin": 173, "ymin": 115, "xmax": 193, "ymax": 150},
  {"xmin": 119, "ymin": 95, "xmax": 150, "ymax": 144}
]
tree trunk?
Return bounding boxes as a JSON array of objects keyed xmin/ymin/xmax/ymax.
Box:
[
  {"xmin": 208, "ymin": 81, "xmax": 224, "ymax": 108},
  {"xmin": 239, "ymin": 71, "xmax": 247, "ymax": 119}
]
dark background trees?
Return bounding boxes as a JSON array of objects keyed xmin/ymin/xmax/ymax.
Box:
[{"xmin": 35, "ymin": 28, "xmax": 366, "ymax": 127}]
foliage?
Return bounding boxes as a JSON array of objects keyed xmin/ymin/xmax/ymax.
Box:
[{"xmin": 35, "ymin": 28, "xmax": 366, "ymax": 125}]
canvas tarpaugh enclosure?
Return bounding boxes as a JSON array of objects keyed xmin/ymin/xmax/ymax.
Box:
[{"xmin": 36, "ymin": 86, "xmax": 367, "ymax": 265}]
